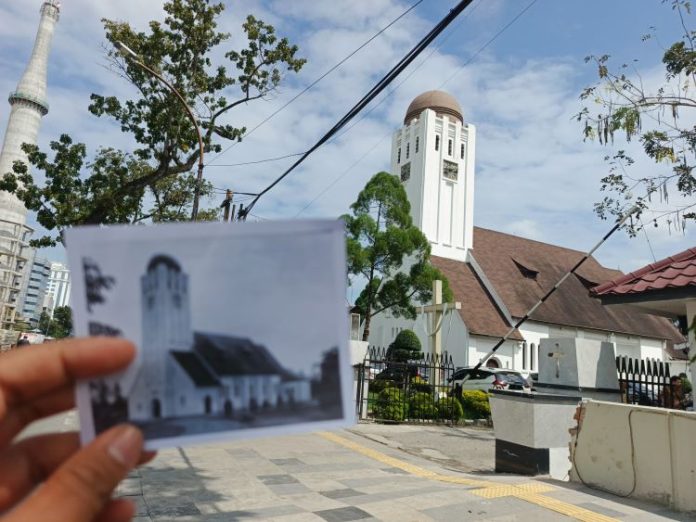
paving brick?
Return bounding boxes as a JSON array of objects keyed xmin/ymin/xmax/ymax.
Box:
[{"xmin": 315, "ymin": 506, "xmax": 374, "ymax": 521}]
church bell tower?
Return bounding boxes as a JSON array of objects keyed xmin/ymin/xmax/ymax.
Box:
[{"xmin": 392, "ymin": 91, "xmax": 475, "ymax": 262}]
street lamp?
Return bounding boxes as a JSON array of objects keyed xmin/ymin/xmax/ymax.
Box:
[{"xmin": 116, "ymin": 41, "xmax": 206, "ymax": 221}]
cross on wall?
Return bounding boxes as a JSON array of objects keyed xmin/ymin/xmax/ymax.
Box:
[{"xmin": 547, "ymin": 344, "xmax": 566, "ymax": 378}]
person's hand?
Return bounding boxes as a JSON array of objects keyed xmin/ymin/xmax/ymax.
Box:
[{"xmin": 0, "ymin": 337, "xmax": 155, "ymax": 521}]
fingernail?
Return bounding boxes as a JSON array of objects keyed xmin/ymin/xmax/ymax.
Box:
[{"xmin": 107, "ymin": 426, "xmax": 143, "ymax": 467}]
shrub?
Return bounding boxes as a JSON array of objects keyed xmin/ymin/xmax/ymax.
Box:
[
  {"xmin": 374, "ymin": 388, "xmax": 407, "ymax": 422},
  {"xmin": 437, "ymin": 396, "xmax": 464, "ymax": 421},
  {"xmin": 410, "ymin": 375, "xmax": 433, "ymax": 394},
  {"xmin": 369, "ymin": 379, "xmax": 394, "ymax": 394},
  {"xmin": 387, "ymin": 329, "xmax": 422, "ymax": 362},
  {"xmin": 409, "ymin": 392, "xmax": 438, "ymax": 419},
  {"xmin": 459, "ymin": 390, "xmax": 491, "ymax": 419}
]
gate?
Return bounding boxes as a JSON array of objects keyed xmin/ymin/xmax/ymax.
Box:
[
  {"xmin": 616, "ymin": 356, "xmax": 685, "ymax": 409},
  {"xmin": 355, "ymin": 346, "xmax": 458, "ymax": 423}
]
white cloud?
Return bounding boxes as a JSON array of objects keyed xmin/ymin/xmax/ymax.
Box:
[{"xmin": 0, "ymin": 0, "xmax": 693, "ymax": 277}]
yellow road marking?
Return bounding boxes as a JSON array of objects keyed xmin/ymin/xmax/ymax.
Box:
[{"xmin": 319, "ymin": 432, "xmax": 619, "ymax": 522}]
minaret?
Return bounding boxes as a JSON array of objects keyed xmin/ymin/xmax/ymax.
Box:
[
  {"xmin": 0, "ymin": 1, "xmax": 60, "ymax": 330},
  {"xmin": 392, "ymin": 91, "xmax": 476, "ymax": 262}
]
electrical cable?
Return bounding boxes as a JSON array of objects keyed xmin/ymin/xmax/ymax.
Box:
[
  {"xmin": 206, "ymin": 0, "xmax": 425, "ymax": 167},
  {"xmin": 240, "ymin": 0, "xmax": 478, "ymax": 219},
  {"xmin": 207, "ymin": 152, "xmax": 307, "ymax": 168}
]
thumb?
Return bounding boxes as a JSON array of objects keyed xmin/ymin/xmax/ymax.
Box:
[{"xmin": 8, "ymin": 425, "xmax": 144, "ymax": 522}]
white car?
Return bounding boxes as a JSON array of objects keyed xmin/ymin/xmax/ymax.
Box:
[{"xmin": 449, "ymin": 367, "xmax": 531, "ymax": 392}]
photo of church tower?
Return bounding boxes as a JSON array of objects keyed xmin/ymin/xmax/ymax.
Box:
[{"xmin": 90, "ymin": 253, "xmax": 343, "ymax": 439}]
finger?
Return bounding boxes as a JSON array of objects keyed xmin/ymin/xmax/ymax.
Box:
[
  {"xmin": 0, "ymin": 337, "xmax": 135, "ymax": 415},
  {"xmin": 4, "ymin": 424, "xmax": 144, "ymax": 522},
  {"xmin": 0, "ymin": 432, "xmax": 79, "ymax": 512},
  {"xmin": 0, "ymin": 387, "xmax": 74, "ymax": 446},
  {"xmin": 95, "ymin": 498, "xmax": 136, "ymax": 522},
  {"xmin": 0, "ymin": 433, "xmax": 155, "ymax": 513}
]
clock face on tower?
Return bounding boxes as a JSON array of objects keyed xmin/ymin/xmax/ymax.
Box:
[{"xmin": 443, "ymin": 160, "xmax": 458, "ymax": 182}]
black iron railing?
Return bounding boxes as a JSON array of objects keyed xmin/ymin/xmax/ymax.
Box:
[
  {"xmin": 355, "ymin": 346, "xmax": 461, "ymax": 423},
  {"xmin": 616, "ymin": 356, "xmax": 687, "ymax": 409}
]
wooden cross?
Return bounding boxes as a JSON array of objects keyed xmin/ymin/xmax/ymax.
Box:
[
  {"xmin": 417, "ymin": 280, "xmax": 461, "ymax": 358},
  {"xmin": 547, "ymin": 346, "xmax": 565, "ymax": 379}
]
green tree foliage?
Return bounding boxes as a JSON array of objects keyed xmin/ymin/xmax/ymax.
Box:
[
  {"xmin": 345, "ymin": 172, "xmax": 453, "ymax": 341},
  {"xmin": 409, "ymin": 392, "xmax": 438, "ymax": 420},
  {"xmin": 0, "ymin": 0, "xmax": 305, "ymax": 246},
  {"xmin": 386, "ymin": 329, "xmax": 422, "ymax": 362},
  {"xmin": 37, "ymin": 306, "xmax": 73, "ymax": 338},
  {"xmin": 577, "ymin": 0, "xmax": 696, "ymax": 234},
  {"xmin": 459, "ymin": 390, "xmax": 491, "ymax": 419}
]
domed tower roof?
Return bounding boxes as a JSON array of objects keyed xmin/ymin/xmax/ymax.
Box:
[
  {"xmin": 147, "ymin": 255, "xmax": 181, "ymax": 273},
  {"xmin": 404, "ymin": 90, "xmax": 463, "ymax": 125}
]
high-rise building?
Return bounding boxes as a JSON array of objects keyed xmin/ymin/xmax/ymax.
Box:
[
  {"xmin": 46, "ymin": 261, "xmax": 70, "ymax": 313},
  {"xmin": 17, "ymin": 252, "xmax": 51, "ymax": 326},
  {"xmin": 0, "ymin": 1, "xmax": 60, "ymax": 330}
]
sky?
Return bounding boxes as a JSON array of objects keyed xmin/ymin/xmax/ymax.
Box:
[{"xmin": 0, "ymin": 0, "xmax": 694, "ymax": 284}]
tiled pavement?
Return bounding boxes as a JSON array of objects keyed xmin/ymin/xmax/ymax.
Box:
[{"xmin": 116, "ymin": 429, "xmax": 694, "ymax": 521}]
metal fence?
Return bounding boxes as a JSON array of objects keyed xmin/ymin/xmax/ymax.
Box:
[
  {"xmin": 616, "ymin": 356, "xmax": 688, "ymax": 409},
  {"xmin": 355, "ymin": 346, "xmax": 460, "ymax": 423}
]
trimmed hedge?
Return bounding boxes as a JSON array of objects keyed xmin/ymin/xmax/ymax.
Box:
[
  {"xmin": 437, "ymin": 396, "xmax": 463, "ymax": 421},
  {"xmin": 459, "ymin": 390, "xmax": 491, "ymax": 419},
  {"xmin": 409, "ymin": 375, "xmax": 433, "ymax": 394},
  {"xmin": 409, "ymin": 392, "xmax": 438, "ymax": 419},
  {"xmin": 374, "ymin": 388, "xmax": 407, "ymax": 421}
]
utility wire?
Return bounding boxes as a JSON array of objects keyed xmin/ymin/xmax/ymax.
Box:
[
  {"xmin": 296, "ymin": 0, "xmax": 536, "ymax": 216},
  {"xmin": 207, "ymin": 152, "xmax": 306, "ymax": 168},
  {"xmin": 206, "ymin": 0, "xmax": 424, "ymax": 167},
  {"xmin": 241, "ymin": 0, "xmax": 478, "ymax": 218}
]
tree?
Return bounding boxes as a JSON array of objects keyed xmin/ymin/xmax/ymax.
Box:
[
  {"xmin": 50, "ymin": 306, "xmax": 73, "ymax": 339},
  {"xmin": 345, "ymin": 172, "xmax": 452, "ymax": 341},
  {"xmin": 577, "ymin": 0, "xmax": 696, "ymax": 234},
  {"xmin": 0, "ymin": 0, "xmax": 305, "ymax": 246},
  {"xmin": 38, "ymin": 311, "xmax": 51, "ymax": 334},
  {"xmin": 386, "ymin": 330, "xmax": 422, "ymax": 362}
]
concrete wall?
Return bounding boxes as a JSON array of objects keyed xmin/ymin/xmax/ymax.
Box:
[{"xmin": 570, "ymin": 400, "xmax": 696, "ymax": 512}]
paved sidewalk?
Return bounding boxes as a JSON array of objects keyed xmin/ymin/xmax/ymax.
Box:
[{"xmin": 115, "ymin": 428, "xmax": 692, "ymax": 521}]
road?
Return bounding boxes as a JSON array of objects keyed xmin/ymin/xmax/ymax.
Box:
[{"xmin": 16, "ymin": 413, "xmax": 692, "ymax": 521}]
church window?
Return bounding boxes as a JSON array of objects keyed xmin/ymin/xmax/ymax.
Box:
[
  {"xmin": 522, "ymin": 342, "xmax": 527, "ymax": 370},
  {"xmin": 461, "ymin": 143, "xmax": 465, "ymax": 159},
  {"xmin": 435, "ymin": 135, "xmax": 440, "ymax": 151},
  {"xmin": 530, "ymin": 343, "xmax": 536, "ymax": 370},
  {"xmin": 448, "ymin": 139, "xmax": 453, "ymax": 156},
  {"xmin": 400, "ymin": 163, "xmax": 411, "ymax": 182},
  {"xmin": 442, "ymin": 160, "xmax": 458, "ymax": 181},
  {"xmin": 406, "ymin": 143, "xmax": 410, "ymax": 159},
  {"xmin": 415, "ymin": 137, "xmax": 419, "ymax": 153},
  {"xmin": 397, "ymin": 147, "xmax": 401, "ymax": 163}
]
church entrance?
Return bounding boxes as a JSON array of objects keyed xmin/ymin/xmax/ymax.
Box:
[
  {"xmin": 224, "ymin": 400, "xmax": 233, "ymax": 417},
  {"xmin": 486, "ymin": 358, "xmax": 501, "ymax": 369},
  {"xmin": 204, "ymin": 396, "xmax": 212, "ymax": 414},
  {"xmin": 151, "ymin": 399, "xmax": 161, "ymax": 419}
]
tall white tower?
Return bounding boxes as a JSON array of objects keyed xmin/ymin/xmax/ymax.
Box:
[
  {"xmin": 0, "ymin": 1, "xmax": 60, "ymax": 331},
  {"xmin": 391, "ymin": 91, "xmax": 476, "ymax": 262}
]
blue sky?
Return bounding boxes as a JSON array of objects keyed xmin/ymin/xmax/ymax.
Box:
[{"xmin": 0, "ymin": 0, "xmax": 693, "ymax": 280}]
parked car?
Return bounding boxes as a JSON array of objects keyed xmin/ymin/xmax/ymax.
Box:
[{"xmin": 449, "ymin": 367, "xmax": 531, "ymax": 392}]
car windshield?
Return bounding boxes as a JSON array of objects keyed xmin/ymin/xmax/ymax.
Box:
[{"xmin": 496, "ymin": 372, "xmax": 527, "ymax": 385}]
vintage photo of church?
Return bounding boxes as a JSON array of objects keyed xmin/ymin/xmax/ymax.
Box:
[{"xmin": 68, "ymin": 221, "xmax": 350, "ymax": 448}]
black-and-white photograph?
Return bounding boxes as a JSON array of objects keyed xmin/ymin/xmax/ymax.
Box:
[{"xmin": 66, "ymin": 220, "xmax": 351, "ymax": 449}]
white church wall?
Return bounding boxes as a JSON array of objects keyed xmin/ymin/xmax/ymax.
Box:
[
  {"xmin": 639, "ymin": 337, "xmax": 665, "ymax": 360},
  {"xmin": 167, "ymin": 357, "xmax": 220, "ymax": 417}
]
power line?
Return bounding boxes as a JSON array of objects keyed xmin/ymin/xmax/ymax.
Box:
[
  {"xmin": 296, "ymin": 0, "xmax": 537, "ymax": 215},
  {"xmin": 206, "ymin": 0, "xmax": 424, "ymax": 167},
  {"xmin": 240, "ymin": 0, "xmax": 479, "ymax": 219}
]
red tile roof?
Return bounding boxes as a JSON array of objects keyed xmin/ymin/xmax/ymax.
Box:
[
  {"xmin": 431, "ymin": 227, "xmax": 684, "ymax": 344},
  {"xmin": 592, "ymin": 247, "xmax": 696, "ymax": 297}
]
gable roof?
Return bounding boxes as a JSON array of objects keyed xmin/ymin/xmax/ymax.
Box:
[
  {"xmin": 171, "ymin": 351, "xmax": 220, "ymax": 387},
  {"xmin": 193, "ymin": 332, "xmax": 288, "ymax": 376},
  {"xmin": 432, "ymin": 227, "xmax": 683, "ymax": 343},
  {"xmin": 592, "ymin": 247, "xmax": 696, "ymax": 297}
]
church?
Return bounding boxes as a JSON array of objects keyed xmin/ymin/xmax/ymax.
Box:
[
  {"xmin": 368, "ymin": 91, "xmax": 685, "ymax": 372},
  {"xmin": 125, "ymin": 255, "xmax": 311, "ymax": 422}
]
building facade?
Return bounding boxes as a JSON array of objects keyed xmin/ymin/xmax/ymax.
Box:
[
  {"xmin": 46, "ymin": 261, "xmax": 70, "ymax": 313},
  {"xmin": 18, "ymin": 253, "xmax": 51, "ymax": 326},
  {"xmin": 0, "ymin": 1, "xmax": 60, "ymax": 330},
  {"xmin": 369, "ymin": 91, "xmax": 684, "ymax": 371}
]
